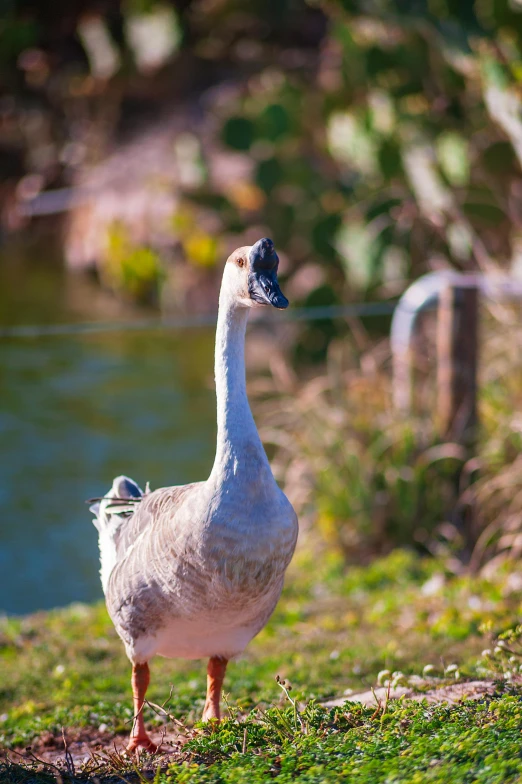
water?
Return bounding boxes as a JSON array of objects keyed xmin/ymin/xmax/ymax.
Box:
[{"xmin": 0, "ymin": 246, "xmax": 217, "ymax": 614}]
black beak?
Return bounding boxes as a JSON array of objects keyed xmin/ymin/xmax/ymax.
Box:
[{"xmin": 248, "ymin": 238, "xmax": 289, "ymax": 309}]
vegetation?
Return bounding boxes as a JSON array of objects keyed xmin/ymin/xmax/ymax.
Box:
[
  {"xmin": 8, "ymin": 698, "xmax": 522, "ymax": 783},
  {"xmin": 251, "ymin": 307, "xmax": 522, "ymax": 570},
  {"xmin": 2, "ymin": 549, "xmax": 522, "ymax": 781},
  {"xmin": 3, "ymin": 1, "xmax": 522, "ymax": 317},
  {"xmin": 3, "ymin": 1, "xmax": 522, "ymax": 781}
]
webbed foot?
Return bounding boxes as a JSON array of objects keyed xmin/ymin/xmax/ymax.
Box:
[{"xmin": 126, "ymin": 734, "xmax": 158, "ymax": 754}]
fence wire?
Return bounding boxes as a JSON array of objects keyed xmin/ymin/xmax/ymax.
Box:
[{"xmin": 0, "ymin": 302, "xmax": 397, "ymax": 339}]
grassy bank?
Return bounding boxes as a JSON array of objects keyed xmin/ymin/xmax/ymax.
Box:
[{"xmin": 1, "ymin": 548, "xmax": 522, "ymax": 782}]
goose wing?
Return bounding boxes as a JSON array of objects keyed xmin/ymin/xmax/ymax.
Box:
[
  {"xmin": 105, "ymin": 481, "xmax": 208, "ymax": 648},
  {"xmin": 112, "ymin": 482, "xmax": 202, "ymax": 562}
]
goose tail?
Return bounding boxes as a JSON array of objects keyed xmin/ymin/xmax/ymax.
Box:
[{"xmin": 90, "ymin": 475, "xmax": 143, "ymax": 593}]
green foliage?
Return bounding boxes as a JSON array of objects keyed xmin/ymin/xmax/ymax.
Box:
[
  {"xmin": 103, "ymin": 223, "xmax": 165, "ymax": 303},
  {"xmin": 0, "ymin": 16, "xmax": 38, "ymax": 63},
  {"xmin": 221, "ymin": 118, "xmax": 256, "ymax": 152},
  {"xmin": 4, "ymin": 0, "xmax": 522, "ymax": 327},
  {"xmin": 170, "ymin": 0, "xmax": 522, "ymax": 325}
]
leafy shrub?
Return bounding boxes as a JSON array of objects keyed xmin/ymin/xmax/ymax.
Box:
[{"xmin": 103, "ymin": 222, "xmax": 165, "ymax": 303}]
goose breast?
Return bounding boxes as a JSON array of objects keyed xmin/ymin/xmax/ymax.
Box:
[{"xmin": 106, "ymin": 483, "xmax": 297, "ymax": 662}]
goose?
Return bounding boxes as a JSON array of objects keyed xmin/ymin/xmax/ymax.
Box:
[{"xmin": 89, "ymin": 238, "xmax": 298, "ymax": 753}]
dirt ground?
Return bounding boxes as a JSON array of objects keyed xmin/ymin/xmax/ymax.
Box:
[
  {"xmin": 322, "ymin": 678, "xmax": 498, "ymax": 708},
  {"xmin": 4, "ymin": 726, "xmax": 186, "ymax": 771}
]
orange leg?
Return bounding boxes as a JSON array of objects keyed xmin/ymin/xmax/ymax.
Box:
[
  {"xmin": 202, "ymin": 657, "xmax": 228, "ymax": 721},
  {"xmin": 127, "ymin": 662, "xmax": 157, "ymax": 753}
]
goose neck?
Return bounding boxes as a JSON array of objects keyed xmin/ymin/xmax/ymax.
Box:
[{"xmin": 210, "ymin": 296, "xmax": 269, "ymax": 481}]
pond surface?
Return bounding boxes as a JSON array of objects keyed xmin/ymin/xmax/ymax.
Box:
[{"xmin": 0, "ymin": 246, "xmax": 217, "ymax": 614}]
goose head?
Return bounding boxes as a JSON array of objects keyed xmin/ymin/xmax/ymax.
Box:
[{"xmin": 224, "ymin": 237, "xmax": 289, "ymax": 310}]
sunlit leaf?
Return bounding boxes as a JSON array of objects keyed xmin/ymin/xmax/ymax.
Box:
[
  {"xmin": 184, "ymin": 233, "xmax": 219, "ymax": 267},
  {"xmin": 368, "ymin": 90, "xmax": 396, "ymax": 134},
  {"xmin": 125, "ymin": 3, "xmax": 181, "ymax": 72},
  {"xmin": 437, "ymin": 131, "xmax": 469, "ymax": 187},
  {"xmin": 104, "ymin": 223, "xmax": 164, "ymax": 301},
  {"xmin": 336, "ymin": 221, "xmax": 380, "ymax": 289},
  {"xmin": 446, "ymin": 222, "xmax": 472, "ymax": 261},
  {"xmin": 481, "ymin": 56, "xmax": 510, "ymax": 89},
  {"xmin": 327, "ymin": 112, "xmax": 379, "ymax": 176}
]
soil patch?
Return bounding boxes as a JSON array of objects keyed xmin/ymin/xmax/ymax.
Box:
[
  {"xmin": 2, "ymin": 726, "xmax": 187, "ymax": 780},
  {"xmin": 322, "ymin": 678, "xmax": 498, "ymax": 709}
]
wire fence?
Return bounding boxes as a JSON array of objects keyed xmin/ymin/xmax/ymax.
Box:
[{"xmin": 0, "ymin": 301, "xmax": 398, "ymax": 339}]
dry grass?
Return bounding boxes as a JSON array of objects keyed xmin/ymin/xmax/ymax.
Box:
[{"xmin": 255, "ymin": 309, "xmax": 522, "ymax": 573}]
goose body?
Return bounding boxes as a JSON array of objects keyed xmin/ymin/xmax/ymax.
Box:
[
  {"xmin": 90, "ymin": 238, "xmax": 298, "ymax": 751},
  {"xmin": 104, "ymin": 474, "xmax": 296, "ymax": 664}
]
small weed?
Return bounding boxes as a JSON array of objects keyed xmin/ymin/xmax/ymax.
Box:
[{"xmin": 477, "ymin": 624, "xmax": 522, "ymax": 684}]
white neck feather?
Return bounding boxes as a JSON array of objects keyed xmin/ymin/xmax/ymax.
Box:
[{"xmin": 210, "ymin": 285, "xmax": 271, "ymax": 485}]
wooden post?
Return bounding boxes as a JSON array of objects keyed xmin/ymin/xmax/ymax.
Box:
[
  {"xmin": 436, "ymin": 284, "xmax": 479, "ymax": 444},
  {"xmin": 436, "ymin": 283, "xmax": 479, "ymax": 562}
]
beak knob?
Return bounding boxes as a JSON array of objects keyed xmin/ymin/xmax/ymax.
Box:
[{"xmin": 250, "ymin": 238, "xmax": 278, "ymax": 271}]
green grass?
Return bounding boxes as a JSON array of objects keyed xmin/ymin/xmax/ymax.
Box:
[
  {"xmin": 171, "ymin": 697, "xmax": 522, "ymax": 783},
  {"xmin": 2, "ymin": 547, "xmax": 522, "ymax": 782}
]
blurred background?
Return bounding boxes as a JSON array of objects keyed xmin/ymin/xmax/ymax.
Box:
[{"xmin": 1, "ymin": 0, "xmax": 522, "ymax": 614}]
